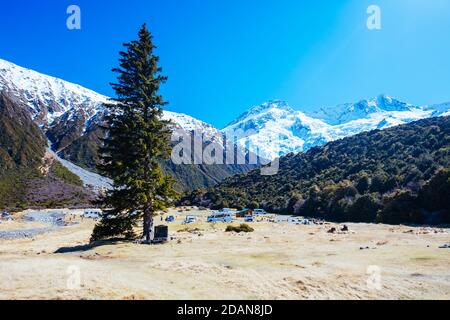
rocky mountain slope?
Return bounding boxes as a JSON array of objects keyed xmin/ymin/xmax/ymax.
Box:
[
  {"xmin": 0, "ymin": 58, "xmax": 256, "ymax": 193},
  {"xmin": 0, "ymin": 91, "xmax": 94, "ymax": 209}
]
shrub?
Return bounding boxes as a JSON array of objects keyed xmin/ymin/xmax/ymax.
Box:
[{"xmin": 225, "ymin": 223, "xmax": 254, "ymax": 233}]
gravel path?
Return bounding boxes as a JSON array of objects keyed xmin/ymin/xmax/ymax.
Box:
[
  {"xmin": 0, "ymin": 211, "xmax": 66, "ymax": 240},
  {"xmin": 24, "ymin": 211, "xmax": 66, "ymax": 226}
]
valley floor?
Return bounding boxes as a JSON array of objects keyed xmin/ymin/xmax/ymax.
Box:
[{"xmin": 0, "ymin": 208, "xmax": 449, "ymax": 300}]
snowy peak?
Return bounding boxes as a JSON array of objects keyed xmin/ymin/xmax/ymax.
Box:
[
  {"xmin": 226, "ymin": 100, "xmax": 294, "ymax": 128},
  {"xmin": 425, "ymin": 102, "xmax": 450, "ymax": 117},
  {"xmin": 163, "ymin": 111, "xmax": 221, "ymax": 138},
  {"xmin": 223, "ymin": 95, "xmax": 450, "ymax": 160},
  {"xmin": 222, "ymin": 101, "xmax": 331, "ymax": 160},
  {"xmin": 372, "ymin": 94, "xmax": 413, "ymax": 112},
  {"xmin": 0, "ymin": 58, "xmax": 220, "ymax": 136},
  {"xmin": 309, "ymin": 94, "xmax": 416, "ymax": 125},
  {"xmin": 248, "ymin": 100, "xmax": 294, "ymax": 114},
  {"xmin": 0, "ymin": 59, "xmax": 109, "ymax": 126}
]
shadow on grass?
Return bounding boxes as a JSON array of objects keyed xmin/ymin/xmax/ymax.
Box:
[{"xmin": 54, "ymin": 238, "xmax": 130, "ymax": 254}]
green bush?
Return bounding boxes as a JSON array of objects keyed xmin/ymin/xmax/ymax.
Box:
[
  {"xmin": 225, "ymin": 224, "xmax": 254, "ymax": 233},
  {"xmin": 50, "ymin": 162, "xmax": 83, "ymax": 186}
]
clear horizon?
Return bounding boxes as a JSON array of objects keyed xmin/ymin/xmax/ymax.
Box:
[{"xmin": 1, "ymin": 0, "xmax": 450, "ymax": 128}]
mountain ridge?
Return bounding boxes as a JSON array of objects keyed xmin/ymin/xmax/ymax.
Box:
[
  {"xmin": 0, "ymin": 58, "xmax": 257, "ymax": 193},
  {"xmin": 2, "ymin": 57, "xmax": 450, "ymax": 194},
  {"xmin": 3, "ymin": 58, "xmax": 450, "ymax": 162},
  {"xmin": 222, "ymin": 95, "xmax": 450, "ymax": 160}
]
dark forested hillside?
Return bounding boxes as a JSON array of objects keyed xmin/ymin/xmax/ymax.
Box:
[
  {"xmin": 0, "ymin": 91, "xmax": 46, "ymax": 171},
  {"xmin": 0, "ymin": 91, "xmax": 92, "ymax": 209},
  {"xmin": 58, "ymin": 123, "xmax": 258, "ymax": 191},
  {"xmin": 183, "ymin": 116, "xmax": 450, "ymax": 225}
]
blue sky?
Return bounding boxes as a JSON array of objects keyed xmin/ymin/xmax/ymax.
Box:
[{"xmin": 1, "ymin": 0, "xmax": 450, "ymax": 128}]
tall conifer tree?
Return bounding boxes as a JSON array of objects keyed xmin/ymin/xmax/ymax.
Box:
[{"xmin": 91, "ymin": 24, "xmax": 176, "ymax": 242}]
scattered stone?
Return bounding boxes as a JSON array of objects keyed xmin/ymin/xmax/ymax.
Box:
[
  {"xmin": 411, "ymin": 273, "xmax": 425, "ymax": 277},
  {"xmin": 0, "ymin": 228, "xmax": 53, "ymax": 240},
  {"xmin": 327, "ymin": 227, "xmax": 336, "ymax": 234},
  {"xmin": 0, "ymin": 211, "xmax": 67, "ymax": 240}
]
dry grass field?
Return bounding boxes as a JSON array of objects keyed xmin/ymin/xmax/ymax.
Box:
[{"xmin": 0, "ymin": 208, "xmax": 449, "ymax": 300}]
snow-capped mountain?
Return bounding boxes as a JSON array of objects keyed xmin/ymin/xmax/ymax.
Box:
[
  {"xmin": 0, "ymin": 58, "xmax": 256, "ymax": 192},
  {"xmin": 308, "ymin": 95, "xmax": 415, "ymax": 125},
  {"xmin": 222, "ymin": 101, "xmax": 331, "ymax": 160},
  {"xmin": 222, "ymin": 96, "xmax": 450, "ymax": 160},
  {"xmin": 163, "ymin": 111, "xmax": 221, "ymax": 138},
  {"xmin": 2, "ymin": 57, "xmax": 450, "ymax": 164},
  {"xmin": 0, "ymin": 58, "xmax": 108, "ymax": 127},
  {"xmin": 0, "ymin": 58, "xmax": 218, "ymax": 149},
  {"xmin": 426, "ymin": 102, "xmax": 450, "ymax": 118}
]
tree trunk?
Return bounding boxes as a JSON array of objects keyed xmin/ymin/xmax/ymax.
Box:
[{"xmin": 143, "ymin": 212, "xmax": 154, "ymax": 243}]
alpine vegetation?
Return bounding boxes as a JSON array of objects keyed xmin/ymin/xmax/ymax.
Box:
[{"xmin": 91, "ymin": 24, "xmax": 177, "ymax": 242}]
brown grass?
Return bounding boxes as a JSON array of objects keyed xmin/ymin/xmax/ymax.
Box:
[{"xmin": 0, "ymin": 208, "xmax": 449, "ymax": 300}]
